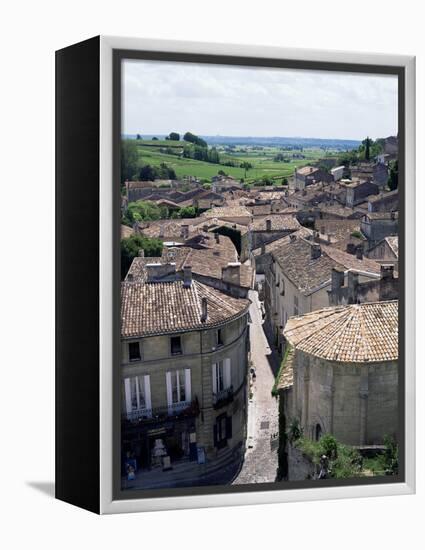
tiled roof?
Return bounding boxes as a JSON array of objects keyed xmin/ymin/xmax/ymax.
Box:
[
  {"xmin": 385, "ymin": 236, "xmax": 399, "ymax": 257},
  {"xmin": 276, "ymin": 346, "xmax": 295, "ymax": 391},
  {"xmin": 252, "ymin": 227, "xmax": 313, "ymax": 256},
  {"xmin": 126, "ymin": 236, "xmax": 254, "ymax": 289},
  {"xmin": 368, "ymin": 190, "xmax": 398, "ymax": 204},
  {"xmin": 319, "ymin": 205, "xmax": 360, "ymax": 218},
  {"xmin": 363, "ymin": 211, "xmax": 398, "ymax": 221},
  {"xmin": 121, "ymin": 280, "xmax": 250, "ymax": 338},
  {"xmin": 296, "ymin": 166, "xmax": 318, "ymax": 176},
  {"xmin": 321, "ymin": 245, "xmax": 381, "ymax": 275},
  {"xmin": 201, "ymin": 206, "xmax": 252, "ymax": 219},
  {"xmin": 139, "ymin": 218, "xmax": 202, "ymax": 239},
  {"xmin": 272, "ymin": 238, "xmax": 380, "ymax": 295},
  {"xmin": 251, "ymin": 214, "xmax": 301, "ymax": 231},
  {"xmin": 121, "ymin": 225, "xmax": 134, "ymax": 239},
  {"xmin": 283, "ymin": 301, "xmax": 398, "ymax": 363},
  {"xmin": 314, "ymin": 219, "xmax": 361, "ymax": 242}
]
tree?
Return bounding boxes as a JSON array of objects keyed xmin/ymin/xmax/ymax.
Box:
[
  {"xmin": 282, "ymin": 177, "xmax": 288, "ymax": 185},
  {"xmin": 139, "ymin": 164, "xmax": 156, "ymax": 181},
  {"xmin": 121, "ymin": 139, "xmax": 140, "ymax": 182},
  {"xmin": 240, "ymin": 161, "xmax": 253, "ymax": 179},
  {"xmin": 169, "ymin": 132, "xmax": 180, "ymax": 141},
  {"xmin": 121, "ymin": 235, "xmax": 163, "ymax": 279},
  {"xmin": 183, "ymin": 131, "xmax": 208, "ymax": 148},
  {"xmin": 136, "ymin": 134, "xmax": 142, "ymax": 140},
  {"xmin": 179, "ymin": 206, "xmax": 197, "ymax": 218},
  {"xmin": 388, "ymin": 160, "xmax": 398, "ymax": 190},
  {"xmin": 364, "ymin": 136, "xmax": 371, "ymax": 161}
]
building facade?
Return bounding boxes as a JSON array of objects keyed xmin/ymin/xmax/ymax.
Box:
[
  {"xmin": 120, "ymin": 275, "xmax": 250, "ymax": 486},
  {"xmin": 276, "ymin": 301, "xmax": 399, "ymax": 447}
]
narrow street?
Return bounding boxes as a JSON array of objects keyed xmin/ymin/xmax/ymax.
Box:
[{"xmin": 232, "ymin": 289, "xmax": 280, "ymax": 485}]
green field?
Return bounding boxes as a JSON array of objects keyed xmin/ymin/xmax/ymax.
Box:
[{"xmin": 132, "ymin": 139, "xmax": 327, "ymax": 183}]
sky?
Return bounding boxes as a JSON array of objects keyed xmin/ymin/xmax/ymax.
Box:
[{"xmin": 122, "ymin": 59, "xmax": 398, "ymax": 141}]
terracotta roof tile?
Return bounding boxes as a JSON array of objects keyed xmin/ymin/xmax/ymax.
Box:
[
  {"xmin": 121, "ymin": 280, "xmax": 250, "ymax": 338},
  {"xmin": 283, "ymin": 301, "xmax": 398, "ymax": 362}
]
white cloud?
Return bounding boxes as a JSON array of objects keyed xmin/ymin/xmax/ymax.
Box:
[{"xmin": 122, "ymin": 59, "xmax": 398, "ymax": 140}]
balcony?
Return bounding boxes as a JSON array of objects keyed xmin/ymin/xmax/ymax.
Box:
[
  {"xmin": 123, "ymin": 399, "xmax": 200, "ymax": 424},
  {"xmin": 213, "ymin": 386, "xmax": 234, "ymax": 409}
]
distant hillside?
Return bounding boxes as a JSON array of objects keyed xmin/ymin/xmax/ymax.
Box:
[{"xmin": 124, "ymin": 134, "xmax": 360, "ymax": 150}]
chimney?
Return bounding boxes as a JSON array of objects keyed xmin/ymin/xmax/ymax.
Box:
[
  {"xmin": 201, "ymin": 297, "xmax": 208, "ymax": 322},
  {"xmin": 331, "ymin": 267, "xmax": 345, "ymax": 290},
  {"xmin": 261, "ymin": 243, "xmax": 266, "ymax": 255},
  {"xmin": 266, "ymin": 218, "xmax": 272, "ymax": 232},
  {"xmin": 215, "ymin": 233, "xmax": 220, "ymax": 243},
  {"xmin": 159, "ymin": 225, "xmax": 164, "ymax": 238},
  {"xmin": 380, "ymin": 264, "xmax": 395, "ymax": 280},
  {"xmin": 222, "ymin": 262, "xmax": 241, "ymax": 286},
  {"xmin": 183, "ymin": 265, "xmax": 192, "ymax": 288},
  {"xmin": 355, "ymin": 246, "xmax": 363, "ymax": 260},
  {"xmin": 348, "ymin": 271, "xmax": 359, "ymax": 303},
  {"xmin": 138, "ymin": 249, "xmax": 145, "ymax": 257},
  {"xmin": 320, "ymin": 225, "xmax": 326, "ymax": 234},
  {"xmin": 313, "ymin": 230, "xmax": 320, "ymax": 243},
  {"xmin": 346, "ymin": 242, "xmax": 356, "ymax": 255},
  {"xmin": 289, "ymin": 234, "xmax": 297, "ymax": 242},
  {"xmin": 311, "ymin": 243, "xmax": 321, "ymax": 260},
  {"xmin": 181, "ymin": 224, "xmax": 189, "ymax": 239}
]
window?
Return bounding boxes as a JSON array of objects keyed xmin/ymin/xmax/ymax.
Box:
[
  {"xmin": 128, "ymin": 342, "xmax": 141, "ymax": 362},
  {"xmin": 315, "ymin": 423, "xmax": 322, "ymax": 441},
  {"xmin": 124, "ymin": 375, "xmax": 152, "ymax": 419},
  {"xmin": 166, "ymin": 369, "xmax": 191, "ymax": 412},
  {"xmin": 293, "ymin": 295, "xmax": 299, "ymax": 316},
  {"xmin": 170, "ymin": 336, "xmax": 182, "ymax": 355},
  {"xmin": 216, "ymin": 328, "xmax": 224, "ymax": 347},
  {"xmin": 171, "ymin": 370, "xmax": 186, "ymax": 403},
  {"xmin": 130, "ymin": 376, "xmax": 145, "ymax": 410},
  {"xmin": 280, "ymin": 278, "xmax": 285, "ymax": 296},
  {"xmin": 216, "ymin": 362, "xmax": 225, "ymax": 392},
  {"xmin": 214, "ymin": 414, "xmax": 232, "ymax": 449},
  {"xmin": 212, "ymin": 359, "xmax": 231, "ymax": 395}
]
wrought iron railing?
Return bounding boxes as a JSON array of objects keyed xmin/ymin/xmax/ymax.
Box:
[
  {"xmin": 213, "ymin": 386, "xmax": 234, "ymax": 409},
  {"xmin": 123, "ymin": 399, "xmax": 199, "ymax": 423}
]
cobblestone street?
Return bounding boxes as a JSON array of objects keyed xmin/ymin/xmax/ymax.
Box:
[{"xmin": 232, "ymin": 290, "xmax": 280, "ymax": 485}]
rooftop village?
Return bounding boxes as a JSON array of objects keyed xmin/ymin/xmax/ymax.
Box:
[{"xmin": 120, "ymin": 137, "xmax": 399, "ymax": 487}]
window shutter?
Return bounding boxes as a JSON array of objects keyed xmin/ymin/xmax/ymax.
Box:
[
  {"xmin": 226, "ymin": 415, "xmax": 232, "ymax": 440},
  {"xmin": 213, "ymin": 424, "xmax": 218, "ymax": 447},
  {"xmin": 124, "ymin": 378, "xmax": 132, "ymax": 416},
  {"xmin": 212, "ymin": 363, "xmax": 217, "ymax": 395},
  {"xmin": 184, "ymin": 369, "xmax": 191, "ymax": 403},
  {"xmin": 166, "ymin": 371, "xmax": 173, "ymax": 412},
  {"xmin": 224, "ymin": 358, "xmax": 231, "ymax": 389},
  {"xmin": 144, "ymin": 375, "xmax": 152, "ymax": 416}
]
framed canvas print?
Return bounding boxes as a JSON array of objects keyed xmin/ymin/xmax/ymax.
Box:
[{"xmin": 55, "ymin": 36, "xmax": 415, "ymax": 514}]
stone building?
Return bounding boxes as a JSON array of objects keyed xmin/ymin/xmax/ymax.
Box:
[
  {"xmin": 339, "ymin": 179, "xmax": 379, "ymax": 208},
  {"xmin": 328, "ymin": 265, "xmax": 398, "ymax": 306},
  {"xmin": 126, "ymin": 235, "xmax": 254, "ymax": 298},
  {"xmin": 360, "ymin": 212, "xmax": 398, "ymax": 248},
  {"xmin": 250, "ymin": 214, "xmax": 301, "ymax": 249},
  {"xmin": 276, "ymin": 300, "xmax": 399, "ymax": 447},
  {"xmin": 121, "ymin": 272, "xmax": 250, "ymax": 486},
  {"xmin": 367, "ymin": 236, "xmax": 399, "ymax": 271},
  {"xmin": 367, "ymin": 190, "xmax": 398, "ymax": 213},
  {"xmin": 264, "ymin": 236, "xmax": 381, "ymax": 349}
]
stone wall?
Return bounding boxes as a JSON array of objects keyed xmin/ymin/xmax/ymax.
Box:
[{"xmin": 290, "ymin": 350, "xmax": 398, "ymax": 446}]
